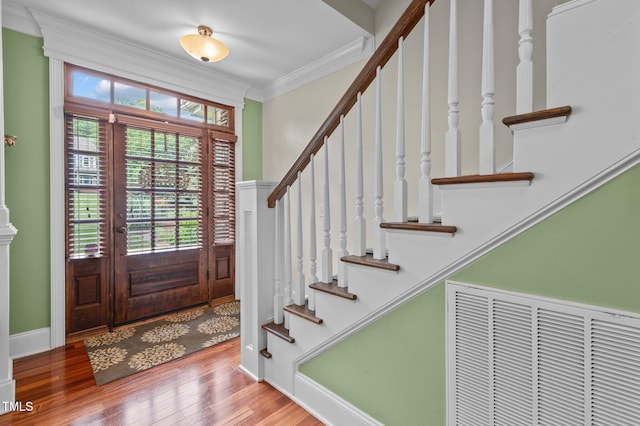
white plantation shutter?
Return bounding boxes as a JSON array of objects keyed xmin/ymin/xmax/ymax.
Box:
[{"xmin": 448, "ymin": 281, "xmax": 640, "ymax": 426}]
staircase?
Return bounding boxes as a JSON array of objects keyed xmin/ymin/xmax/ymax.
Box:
[{"xmin": 238, "ymin": 0, "xmax": 640, "ymax": 424}]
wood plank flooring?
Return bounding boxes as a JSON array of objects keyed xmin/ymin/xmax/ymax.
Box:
[{"xmin": 0, "ymin": 337, "xmax": 323, "ymax": 425}]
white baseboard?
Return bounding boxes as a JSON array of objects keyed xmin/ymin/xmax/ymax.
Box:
[
  {"xmin": 293, "ymin": 374, "xmax": 383, "ymax": 426},
  {"xmin": 0, "ymin": 378, "xmax": 16, "ymax": 414},
  {"xmin": 9, "ymin": 328, "xmax": 51, "ymax": 359}
]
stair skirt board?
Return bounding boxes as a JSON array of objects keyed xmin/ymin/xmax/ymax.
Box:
[
  {"xmin": 262, "ymin": 371, "xmax": 384, "ymax": 426},
  {"xmin": 263, "ymin": 149, "xmax": 640, "ymax": 424},
  {"xmin": 294, "ymin": 374, "xmax": 384, "ymax": 426}
]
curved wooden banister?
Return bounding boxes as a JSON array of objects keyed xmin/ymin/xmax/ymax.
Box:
[{"xmin": 267, "ymin": 0, "xmax": 435, "ymax": 208}]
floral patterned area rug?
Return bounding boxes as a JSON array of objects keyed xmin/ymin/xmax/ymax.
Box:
[{"xmin": 84, "ymin": 301, "xmax": 240, "ymax": 386}]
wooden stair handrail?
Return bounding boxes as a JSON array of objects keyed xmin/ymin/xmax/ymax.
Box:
[{"xmin": 267, "ymin": 0, "xmax": 435, "ymax": 208}]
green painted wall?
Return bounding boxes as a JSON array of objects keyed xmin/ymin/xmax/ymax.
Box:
[
  {"xmin": 2, "ymin": 28, "xmax": 265, "ymax": 335},
  {"xmin": 3, "ymin": 29, "xmax": 51, "ymax": 334},
  {"xmin": 301, "ymin": 164, "xmax": 640, "ymax": 425},
  {"xmin": 242, "ymin": 98, "xmax": 263, "ymax": 181}
]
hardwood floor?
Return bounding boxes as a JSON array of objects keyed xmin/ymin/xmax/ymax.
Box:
[{"xmin": 0, "ymin": 337, "xmax": 323, "ymax": 425}]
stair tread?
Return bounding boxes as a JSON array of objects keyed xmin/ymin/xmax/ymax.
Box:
[
  {"xmin": 283, "ymin": 302, "xmax": 323, "ymax": 324},
  {"xmin": 259, "ymin": 348, "xmax": 272, "ymax": 359},
  {"xmin": 341, "ymin": 254, "xmax": 400, "ymax": 272},
  {"xmin": 381, "ymin": 222, "xmax": 457, "ymax": 234},
  {"xmin": 309, "ymin": 280, "xmax": 357, "ymax": 301},
  {"xmin": 502, "ymin": 106, "xmax": 572, "ymax": 127},
  {"xmin": 261, "ymin": 322, "xmax": 295, "ymax": 344},
  {"xmin": 431, "ymin": 172, "xmax": 534, "ymax": 186}
]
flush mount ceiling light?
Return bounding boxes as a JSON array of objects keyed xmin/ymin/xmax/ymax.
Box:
[{"xmin": 180, "ymin": 25, "xmax": 229, "ymax": 63}]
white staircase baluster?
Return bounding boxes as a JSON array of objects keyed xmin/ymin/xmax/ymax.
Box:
[
  {"xmin": 517, "ymin": 0, "xmax": 533, "ymax": 114},
  {"xmin": 419, "ymin": 4, "xmax": 433, "ymax": 224},
  {"xmin": 445, "ymin": 0, "xmax": 461, "ymax": 177},
  {"xmin": 479, "ymin": 0, "xmax": 495, "ymax": 175},
  {"xmin": 308, "ymin": 154, "xmax": 318, "ymax": 310},
  {"xmin": 338, "ymin": 115, "xmax": 349, "ymax": 288},
  {"xmin": 295, "ymin": 171, "xmax": 305, "ymax": 305},
  {"xmin": 273, "ymin": 198, "xmax": 283, "ymax": 324},
  {"xmin": 283, "ymin": 186, "xmax": 292, "ymax": 328},
  {"xmin": 395, "ymin": 37, "xmax": 408, "ymax": 223},
  {"xmin": 321, "ymin": 136, "xmax": 333, "ymax": 283},
  {"xmin": 373, "ymin": 66, "xmax": 386, "ymax": 260},
  {"xmin": 353, "ymin": 92, "xmax": 366, "ymax": 256}
]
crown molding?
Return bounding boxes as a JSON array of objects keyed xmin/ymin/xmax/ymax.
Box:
[
  {"xmin": 248, "ymin": 36, "xmax": 374, "ymax": 102},
  {"xmin": 549, "ymin": 0, "xmax": 600, "ymax": 18},
  {"xmin": 2, "ymin": 0, "xmax": 41, "ymax": 37},
  {"xmin": 29, "ymin": 8, "xmax": 249, "ymax": 108}
]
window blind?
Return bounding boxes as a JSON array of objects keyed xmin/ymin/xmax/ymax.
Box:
[
  {"xmin": 211, "ymin": 138, "xmax": 235, "ymax": 244},
  {"xmin": 66, "ymin": 114, "xmax": 108, "ymax": 258}
]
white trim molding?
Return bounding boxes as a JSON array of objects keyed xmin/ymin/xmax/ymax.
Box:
[
  {"xmin": 293, "ymin": 374, "xmax": 384, "ymax": 426},
  {"xmin": 10, "ymin": 328, "xmax": 51, "ymax": 359},
  {"xmin": 248, "ymin": 36, "xmax": 374, "ymax": 102},
  {"xmin": 549, "ymin": 0, "xmax": 600, "ymax": 18},
  {"xmin": 49, "ymin": 58, "xmax": 66, "ymax": 349},
  {"xmin": 2, "ymin": 0, "xmax": 41, "ymax": 37}
]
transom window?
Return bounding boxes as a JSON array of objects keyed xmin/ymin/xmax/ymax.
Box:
[{"xmin": 66, "ymin": 65, "xmax": 234, "ymax": 129}]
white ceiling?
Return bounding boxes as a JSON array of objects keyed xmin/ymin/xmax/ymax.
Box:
[{"xmin": 3, "ymin": 0, "xmax": 380, "ymax": 99}]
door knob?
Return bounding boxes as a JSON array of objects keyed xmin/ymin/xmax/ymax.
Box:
[{"xmin": 116, "ymin": 226, "xmax": 128, "ymax": 234}]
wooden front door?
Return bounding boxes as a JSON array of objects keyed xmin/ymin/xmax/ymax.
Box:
[
  {"xmin": 112, "ymin": 119, "xmax": 208, "ymax": 324},
  {"xmin": 64, "ymin": 65, "xmax": 238, "ymax": 337}
]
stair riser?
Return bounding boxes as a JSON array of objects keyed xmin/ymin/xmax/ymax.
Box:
[
  {"xmin": 313, "ymin": 291, "xmax": 368, "ymax": 329},
  {"xmin": 287, "ymin": 316, "xmax": 335, "ymax": 351},
  {"xmin": 264, "ymin": 334, "xmax": 301, "ymax": 393},
  {"xmin": 346, "ymin": 266, "xmax": 415, "ymax": 304}
]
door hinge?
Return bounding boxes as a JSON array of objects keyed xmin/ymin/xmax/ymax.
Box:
[{"xmin": 207, "ymin": 270, "xmax": 210, "ymax": 281}]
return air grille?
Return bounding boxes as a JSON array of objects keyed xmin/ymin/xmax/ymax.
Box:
[{"xmin": 447, "ymin": 281, "xmax": 640, "ymax": 426}]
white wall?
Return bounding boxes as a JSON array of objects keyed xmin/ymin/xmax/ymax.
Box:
[{"xmin": 261, "ymin": 0, "xmax": 564, "ymax": 270}]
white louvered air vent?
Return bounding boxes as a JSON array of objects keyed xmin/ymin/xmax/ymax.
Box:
[{"xmin": 447, "ymin": 281, "xmax": 640, "ymax": 426}]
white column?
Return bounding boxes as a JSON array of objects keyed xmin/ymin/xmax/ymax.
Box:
[
  {"xmin": 418, "ymin": 4, "xmax": 433, "ymax": 224},
  {"xmin": 337, "ymin": 116, "xmax": 349, "ymax": 288},
  {"xmin": 373, "ymin": 66, "xmax": 386, "ymax": 260},
  {"xmin": 321, "ymin": 137, "xmax": 333, "ymax": 283},
  {"xmin": 0, "ymin": 0, "xmax": 18, "ymax": 408},
  {"xmin": 308, "ymin": 154, "xmax": 318, "ymax": 310},
  {"xmin": 479, "ymin": 0, "xmax": 496, "ymax": 175},
  {"xmin": 445, "ymin": 0, "xmax": 461, "ymax": 177},
  {"xmin": 237, "ymin": 181, "xmax": 276, "ymax": 382},
  {"xmin": 394, "ymin": 37, "xmax": 408, "ymax": 223},
  {"xmin": 517, "ymin": 0, "xmax": 533, "ymax": 114},
  {"xmin": 353, "ymin": 93, "xmax": 366, "ymax": 256},
  {"xmin": 294, "ymin": 172, "xmax": 305, "ymax": 305}
]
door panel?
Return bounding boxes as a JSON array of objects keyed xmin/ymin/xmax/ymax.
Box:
[
  {"xmin": 64, "ymin": 113, "xmax": 112, "ymax": 338},
  {"xmin": 67, "ymin": 257, "xmax": 110, "ymax": 335},
  {"xmin": 210, "ymin": 243, "xmax": 235, "ymax": 303},
  {"xmin": 114, "ymin": 249, "xmax": 206, "ymax": 323},
  {"xmin": 209, "ymin": 137, "xmax": 236, "ymax": 303}
]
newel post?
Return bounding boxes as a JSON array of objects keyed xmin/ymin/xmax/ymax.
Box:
[{"xmin": 237, "ymin": 181, "xmax": 276, "ymax": 382}]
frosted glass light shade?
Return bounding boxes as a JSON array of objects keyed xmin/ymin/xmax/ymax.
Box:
[{"xmin": 180, "ymin": 25, "xmax": 229, "ymax": 63}]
